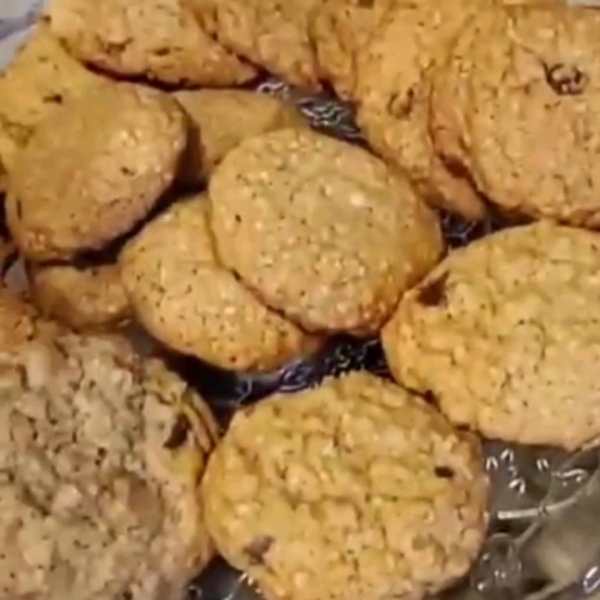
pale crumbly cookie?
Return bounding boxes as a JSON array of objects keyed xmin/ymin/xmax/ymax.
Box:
[
  {"xmin": 43, "ymin": 0, "xmax": 256, "ymax": 87},
  {"xmin": 6, "ymin": 83, "xmax": 187, "ymax": 261},
  {"xmin": 309, "ymin": 0, "xmax": 397, "ymax": 100},
  {"xmin": 382, "ymin": 222, "xmax": 600, "ymax": 450},
  {"xmin": 355, "ymin": 0, "xmax": 491, "ymax": 221},
  {"xmin": 461, "ymin": 4, "xmax": 600, "ymax": 227},
  {"xmin": 173, "ymin": 89, "xmax": 308, "ymax": 185},
  {"xmin": 0, "ymin": 331, "xmax": 219, "ymax": 600},
  {"xmin": 28, "ymin": 262, "xmax": 131, "ymax": 331},
  {"xmin": 202, "ymin": 371, "xmax": 488, "ymax": 600},
  {"xmin": 209, "ymin": 128, "xmax": 444, "ymax": 335},
  {"xmin": 0, "ymin": 26, "xmax": 105, "ymax": 174},
  {"xmin": 120, "ymin": 195, "xmax": 320, "ymax": 372},
  {"xmin": 186, "ymin": 0, "xmax": 324, "ymax": 89}
]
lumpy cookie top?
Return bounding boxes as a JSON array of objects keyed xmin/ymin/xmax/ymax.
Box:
[
  {"xmin": 0, "ymin": 331, "xmax": 218, "ymax": 600},
  {"xmin": 43, "ymin": 0, "xmax": 256, "ymax": 86},
  {"xmin": 186, "ymin": 0, "xmax": 324, "ymax": 88},
  {"xmin": 173, "ymin": 89, "xmax": 308, "ymax": 184},
  {"xmin": 6, "ymin": 83, "xmax": 187, "ymax": 261},
  {"xmin": 202, "ymin": 371, "xmax": 488, "ymax": 600},
  {"xmin": 120, "ymin": 195, "xmax": 319, "ymax": 372},
  {"xmin": 209, "ymin": 128, "xmax": 444, "ymax": 335},
  {"xmin": 464, "ymin": 4, "xmax": 600, "ymax": 227},
  {"xmin": 383, "ymin": 222, "xmax": 600, "ymax": 450}
]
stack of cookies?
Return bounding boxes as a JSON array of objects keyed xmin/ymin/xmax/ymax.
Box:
[{"xmin": 1, "ymin": 0, "xmax": 600, "ymax": 599}]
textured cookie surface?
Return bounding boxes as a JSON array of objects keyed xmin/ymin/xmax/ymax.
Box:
[
  {"xmin": 43, "ymin": 0, "xmax": 256, "ymax": 86},
  {"xmin": 28, "ymin": 262, "xmax": 131, "ymax": 331},
  {"xmin": 0, "ymin": 26, "xmax": 105, "ymax": 174},
  {"xmin": 0, "ymin": 331, "xmax": 218, "ymax": 600},
  {"xmin": 383, "ymin": 222, "xmax": 600, "ymax": 450},
  {"xmin": 202, "ymin": 371, "xmax": 488, "ymax": 600},
  {"xmin": 6, "ymin": 84, "xmax": 187, "ymax": 261},
  {"xmin": 463, "ymin": 4, "xmax": 600, "ymax": 226},
  {"xmin": 121, "ymin": 195, "xmax": 319, "ymax": 372},
  {"xmin": 174, "ymin": 89, "xmax": 308, "ymax": 184},
  {"xmin": 187, "ymin": 0, "xmax": 324, "ymax": 88},
  {"xmin": 355, "ymin": 0, "xmax": 489, "ymax": 220},
  {"xmin": 210, "ymin": 128, "xmax": 444, "ymax": 335}
]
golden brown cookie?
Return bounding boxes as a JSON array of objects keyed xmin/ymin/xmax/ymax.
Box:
[
  {"xmin": 383, "ymin": 222, "xmax": 600, "ymax": 450},
  {"xmin": 120, "ymin": 195, "xmax": 320, "ymax": 372},
  {"xmin": 0, "ymin": 286, "xmax": 51, "ymax": 350},
  {"xmin": 28, "ymin": 262, "xmax": 131, "ymax": 331},
  {"xmin": 355, "ymin": 0, "xmax": 490, "ymax": 221},
  {"xmin": 6, "ymin": 83, "xmax": 187, "ymax": 261},
  {"xmin": 0, "ymin": 26, "xmax": 105, "ymax": 174},
  {"xmin": 186, "ymin": 0, "xmax": 324, "ymax": 89},
  {"xmin": 0, "ymin": 330, "xmax": 218, "ymax": 600},
  {"xmin": 202, "ymin": 371, "xmax": 488, "ymax": 600},
  {"xmin": 173, "ymin": 89, "xmax": 308, "ymax": 185},
  {"xmin": 43, "ymin": 0, "xmax": 256, "ymax": 87},
  {"xmin": 457, "ymin": 4, "xmax": 600, "ymax": 227},
  {"xmin": 209, "ymin": 128, "xmax": 444, "ymax": 335},
  {"xmin": 309, "ymin": 0, "xmax": 397, "ymax": 100}
]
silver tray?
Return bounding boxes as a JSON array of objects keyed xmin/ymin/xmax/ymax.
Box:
[{"xmin": 2, "ymin": 4, "xmax": 600, "ymax": 600}]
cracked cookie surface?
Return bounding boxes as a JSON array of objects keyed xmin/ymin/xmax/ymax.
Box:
[
  {"xmin": 202, "ymin": 371, "xmax": 488, "ymax": 600},
  {"xmin": 0, "ymin": 330, "xmax": 219, "ymax": 600},
  {"xmin": 120, "ymin": 195, "xmax": 319, "ymax": 372},
  {"xmin": 383, "ymin": 222, "xmax": 600, "ymax": 449},
  {"xmin": 209, "ymin": 128, "xmax": 444, "ymax": 336}
]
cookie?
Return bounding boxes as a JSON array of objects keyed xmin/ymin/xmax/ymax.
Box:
[
  {"xmin": 382, "ymin": 222, "xmax": 600, "ymax": 450},
  {"xmin": 0, "ymin": 330, "xmax": 218, "ymax": 600},
  {"xmin": 202, "ymin": 371, "xmax": 488, "ymax": 600},
  {"xmin": 309, "ymin": 0, "xmax": 397, "ymax": 100},
  {"xmin": 43, "ymin": 0, "xmax": 256, "ymax": 87},
  {"xmin": 457, "ymin": 4, "xmax": 600, "ymax": 227},
  {"xmin": 354, "ymin": 0, "xmax": 489, "ymax": 220},
  {"xmin": 209, "ymin": 128, "xmax": 444, "ymax": 335},
  {"xmin": 186, "ymin": 0, "xmax": 323, "ymax": 89},
  {"xmin": 120, "ymin": 194, "xmax": 320, "ymax": 372},
  {"xmin": 173, "ymin": 89, "xmax": 308, "ymax": 185},
  {"xmin": 6, "ymin": 83, "xmax": 187, "ymax": 261},
  {"xmin": 0, "ymin": 26, "xmax": 105, "ymax": 174},
  {"xmin": 28, "ymin": 262, "xmax": 131, "ymax": 331}
]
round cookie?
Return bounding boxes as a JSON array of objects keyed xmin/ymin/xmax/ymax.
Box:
[
  {"xmin": 202, "ymin": 371, "xmax": 488, "ymax": 600},
  {"xmin": 0, "ymin": 330, "xmax": 218, "ymax": 600},
  {"xmin": 0, "ymin": 26, "xmax": 105, "ymax": 174},
  {"xmin": 173, "ymin": 89, "xmax": 308, "ymax": 185},
  {"xmin": 354, "ymin": 0, "xmax": 489, "ymax": 220},
  {"xmin": 6, "ymin": 83, "xmax": 187, "ymax": 261},
  {"xmin": 186, "ymin": 0, "xmax": 323, "ymax": 89},
  {"xmin": 460, "ymin": 4, "xmax": 600, "ymax": 227},
  {"xmin": 43, "ymin": 0, "xmax": 256, "ymax": 87},
  {"xmin": 209, "ymin": 128, "xmax": 444, "ymax": 335},
  {"xmin": 382, "ymin": 222, "xmax": 600, "ymax": 450},
  {"xmin": 28, "ymin": 262, "xmax": 131, "ymax": 331},
  {"xmin": 120, "ymin": 194, "xmax": 320, "ymax": 372},
  {"xmin": 309, "ymin": 0, "xmax": 397, "ymax": 100}
]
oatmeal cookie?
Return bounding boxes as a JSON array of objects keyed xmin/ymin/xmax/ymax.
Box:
[
  {"xmin": 43, "ymin": 0, "xmax": 256, "ymax": 87},
  {"xmin": 120, "ymin": 195, "xmax": 320, "ymax": 372},
  {"xmin": 202, "ymin": 371, "xmax": 488, "ymax": 600},
  {"xmin": 209, "ymin": 128, "xmax": 444, "ymax": 335},
  {"xmin": 383, "ymin": 222, "xmax": 600, "ymax": 450},
  {"xmin": 0, "ymin": 331, "xmax": 218, "ymax": 600},
  {"xmin": 173, "ymin": 89, "xmax": 308, "ymax": 185},
  {"xmin": 28, "ymin": 262, "xmax": 131, "ymax": 331},
  {"xmin": 0, "ymin": 26, "xmax": 105, "ymax": 174},
  {"xmin": 309, "ymin": 0, "xmax": 397, "ymax": 100},
  {"xmin": 355, "ymin": 0, "xmax": 490, "ymax": 220},
  {"xmin": 6, "ymin": 83, "xmax": 187, "ymax": 261},
  {"xmin": 186, "ymin": 0, "xmax": 324, "ymax": 89},
  {"xmin": 461, "ymin": 4, "xmax": 600, "ymax": 227}
]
